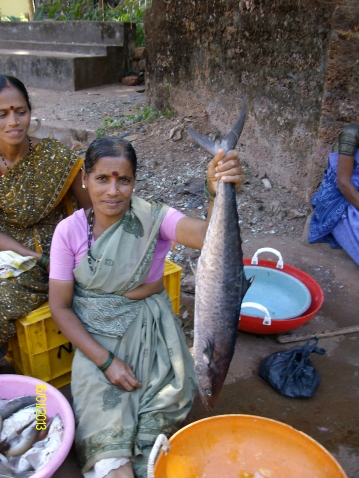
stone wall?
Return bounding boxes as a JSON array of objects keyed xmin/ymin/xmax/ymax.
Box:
[
  {"xmin": 144, "ymin": 0, "xmax": 359, "ymax": 200},
  {"xmin": 310, "ymin": 0, "xmax": 359, "ymax": 193}
]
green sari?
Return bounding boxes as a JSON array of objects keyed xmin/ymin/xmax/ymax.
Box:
[
  {"xmin": 0, "ymin": 138, "xmax": 83, "ymax": 347},
  {"xmin": 71, "ymin": 196, "xmax": 197, "ymax": 477}
]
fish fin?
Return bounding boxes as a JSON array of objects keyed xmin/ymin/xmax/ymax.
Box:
[
  {"xmin": 203, "ymin": 339, "xmax": 215, "ymax": 366},
  {"xmin": 187, "ymin": 128, "xmax": 219, "ymax": 156},
  {"xmin": 221, "ymin": 96, "xmax": 247, "ymax": 151},
  {"xmin": 242, "ymin": 274, "xmax": 254, "ymax": 300}
]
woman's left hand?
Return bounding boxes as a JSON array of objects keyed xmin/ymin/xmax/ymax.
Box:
[{"xmin": 207, "ymin": 149, "xmax": 245, "ymax": 194}]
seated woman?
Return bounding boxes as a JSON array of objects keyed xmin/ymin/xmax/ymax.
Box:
[
  {"xmin": 309, "ymin": 122, "xmax": 359, "ymax": 265},
  {"xmin": 49, "ymin": 135, "xmax": 244, "ymax": 478},
  {"xmin": 0, "ymin": 75, "xmax": 91, "ymax": 370}
]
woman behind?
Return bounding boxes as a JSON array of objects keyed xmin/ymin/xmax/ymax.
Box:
[
  {"xmin": 0, "ymin": 74, "xmax": 91, "ymax": 370},
  {"xmin": 309, "ymin": 122, "xmax": 359, "ymax": 265},
  {"xmin": 49, "ymin": 135, "xmax": 244, "ymax": 478}
]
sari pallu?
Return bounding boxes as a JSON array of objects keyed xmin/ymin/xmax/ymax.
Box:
[
  {"xmin": 0, "ymin": 138, "xmax": 83, "ymax": 346},
  {"xmin": 309, "ymin": 149, "xmax": 359, "ymax": 248},
  {"xmin": 71, "ymin": 197, "xmax": 197, "ymax": 477}
]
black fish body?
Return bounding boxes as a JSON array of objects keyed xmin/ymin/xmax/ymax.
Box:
[
  {"xmin": 189, "ymin": 98, "xmax": 251, "ymax": 409},
  {"xmin": 194, "ymin": 181, "xmax": 250, "ymax": 409}
]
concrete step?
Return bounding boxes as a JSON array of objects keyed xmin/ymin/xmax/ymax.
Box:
[
  {"xmin": 0, "ymin": 50, "xmax": 117, "ymax": 91},
  {"xmin": 0, "ymin": 40, "xmax": 109, "ymax": 55},
  {"xmin": 0, "ymin": 21, "xmax": 135, "ymax": 91},
  {"xmin": 0, "ymin": 21, "xmax": 129, "ymax": 46}
]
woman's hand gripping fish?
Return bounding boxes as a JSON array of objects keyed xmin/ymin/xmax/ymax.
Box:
[{"xmin": 188, "ymin": 97, "xmax": 252, "ymax": 410}]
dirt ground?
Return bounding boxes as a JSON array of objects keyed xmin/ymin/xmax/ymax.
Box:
[{"xmin": 28, "ymin": 83, "xmax": 359, "ymax": 478}]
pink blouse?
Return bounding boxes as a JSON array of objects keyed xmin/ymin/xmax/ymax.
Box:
[{"xmin": 49, "ymin": 207, "xmax": 184, "ymax": 283}]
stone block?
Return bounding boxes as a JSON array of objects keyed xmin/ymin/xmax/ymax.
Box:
[
  {"xmin": 131, "ymin": 60, "xmax": 140, "ymax": 75},
  {"xmin": 138, "ymin": 59, "xmax": 146, "ymax": 72},
  {"xmin": 122, "ymin": 75, "xmax": 139, "ymax": 86},
  {"xmin": 131, "ymin": 47, "xmax": 145, "ymax": 60}
]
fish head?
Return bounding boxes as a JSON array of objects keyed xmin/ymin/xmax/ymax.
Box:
[
  {"xmin": 48, "ymin": 414, "xmax": 63, "ymax": 438},
  {"xmin": 194, "ymin": 339, "xmax": 229, "ymax": 410},
  {"xmin": 194, "ymin": 358, "xmax": 229, "ymax": 410},
  {"xmin": 194, "ymin": 362, "xmax": 217, "ymax": 410}
]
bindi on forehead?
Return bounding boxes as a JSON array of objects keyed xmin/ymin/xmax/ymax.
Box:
[
  {"xmin": 112, "ymin": 171, "xmax": 119, "ymax": 177},
  {"xmin": 10, "ymin": 106, "xmax": 14, "ymax": 110}
]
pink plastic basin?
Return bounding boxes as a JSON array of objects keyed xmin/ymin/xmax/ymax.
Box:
[{"xmin": 0, "ymin": 374, "xmax": 75, "ymax": 478}]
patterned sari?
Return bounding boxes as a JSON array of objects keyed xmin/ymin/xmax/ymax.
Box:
[
  {"xmin": 71, "ymin": 196, "xmax": 197, "ymax": 477},
  {"xmin": 309, "ymin": 123, "xmax": 359, "ymax": 250},
  {"xmin": 0, "ymin": 138, "xmax": 83, "ymax": 346}
]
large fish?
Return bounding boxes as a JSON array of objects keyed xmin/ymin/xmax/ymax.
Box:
[
  {"xmin": 0, "ymin": 407, "xmax": 36, "ymax": 445},
  {"xmin": 22, "ymin": 414, "xmax": 63, "ymax": 472},
  {"xmin": 0, "ymin": 398, "xmax": 36, "ymax": 421},
  {"xmin": 5, "ymin": 422, "xmax": 40, "ymax": 458},
  {"xmin": 188, "ymin": 97, "xmax": 252, "ymax": 410}
]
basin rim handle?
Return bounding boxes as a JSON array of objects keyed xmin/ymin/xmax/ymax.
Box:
[
  {"xmin": 251, "ymin": 247, "xmax": 284, "ymax": 269},
  {"xmin": 147, "ymin": 433, "xmax": 170, "ymax": 478},
  {"xmin": 241, "ymin": 302, "xmax": 272, "ymax": 326}
]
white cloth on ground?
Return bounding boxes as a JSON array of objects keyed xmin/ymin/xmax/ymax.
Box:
[{"xmin": 83, "ymin": 457, "xmax": 131, "ymax": 478}]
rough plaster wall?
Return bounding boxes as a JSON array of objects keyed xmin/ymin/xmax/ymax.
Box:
[
  {"xmin": 145, "ymin": 0, "xmax": 341, "ymax": 199},
  {"xmin": 310, "ymin": 0, "xmax": 359, "ymax": 197}
]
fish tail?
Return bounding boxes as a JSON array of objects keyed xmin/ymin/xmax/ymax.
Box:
[
  {"xmin": 187, "ymin": 128, "xmax": 219, "ymax": 156},
  {"xmin": 222, "ymin": 96, "xmax": 247, "ymax": 151}
]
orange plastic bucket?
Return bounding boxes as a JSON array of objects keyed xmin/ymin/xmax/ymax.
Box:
[{"xmin": 150, "ymin": 415, "xmax": 347, "ymax": 478}]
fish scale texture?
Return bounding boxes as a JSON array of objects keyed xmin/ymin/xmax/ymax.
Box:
[{"xmin": 194, "ymin": 180, "xmax": 247, "ymax": 408}]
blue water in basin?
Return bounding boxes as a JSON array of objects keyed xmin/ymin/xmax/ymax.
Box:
[{"xmin": 242, "ymin": 266, "xmax": 312, "ymax": 320}]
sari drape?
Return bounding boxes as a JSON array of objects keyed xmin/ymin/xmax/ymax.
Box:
[
  {"xmin": 309, "ymin": 149, "xmax": 359, "ymax": 247},
  {"xmin": 0, "ymin": 138, "xmax": 83, "ymax": 346},
  {"xmin": 71, "ymin": 197, "xmax": 197, "ymax": 477}
]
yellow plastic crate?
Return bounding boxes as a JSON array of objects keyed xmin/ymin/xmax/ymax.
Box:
[
  {"xmin": 9, "ymin": 338, "xmax": 74, "ymax": 385},
  {"xmin": 14, "ymin": 302, "xmax": 68, "ymax": 356},
  {"xmin": 7, "ymin": 259, "xmax": 182, "ymax": 387},
  {"xmin": 164, "ymin": 258, "xmax": 182, "ymax": 314}
]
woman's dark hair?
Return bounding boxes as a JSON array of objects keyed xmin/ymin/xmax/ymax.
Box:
[
  {"xmin": 0, "ymin": 75, "xmax": 32, "ymax": 111},
  {"xmin": 85, "ymin": 136, "xmax": 137, "ymax": 176}
]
